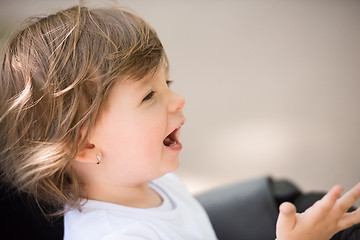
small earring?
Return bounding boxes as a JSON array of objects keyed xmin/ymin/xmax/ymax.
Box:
[{"xmin": 96, "ymin": 154, "xmax": 102, "ymax": 165}]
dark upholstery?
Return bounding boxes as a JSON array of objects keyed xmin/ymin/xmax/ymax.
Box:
[
  {"xmin": 0, "ymin": 183, "xmax": 63, "ymax": 240},
  {"xmin": 196, "ymin": 177, "xmax": 359, "ymax": 240},
  {"xmin": 196, "ymin": 177, "xmax": 279, "ymax": 240}
]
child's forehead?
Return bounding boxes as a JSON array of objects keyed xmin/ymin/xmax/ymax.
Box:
[
  {"xmin": 126, "ymin": 65, "xmax": 167, "ymax": 85},
  {"xmin": 114, "ymin": 66, "xmax": 165, "ymax": 91}
]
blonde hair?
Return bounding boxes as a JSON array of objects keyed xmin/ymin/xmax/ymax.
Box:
[{"xmin": 0, "ymin": 5, "xmax": 167, "ymax": 214}]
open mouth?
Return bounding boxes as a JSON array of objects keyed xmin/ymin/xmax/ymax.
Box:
[
  {"xmin": 163, "ymin": 123, "xmax": 183, "ymax": 147},
  {"xmin": 163, "ymin": 129, "xmax": 179, "ymax": 147}
]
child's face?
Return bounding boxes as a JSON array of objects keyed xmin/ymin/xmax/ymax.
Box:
[{"xmin": 90, "ymin": 66, "xmax": 185, "ymax": 185}]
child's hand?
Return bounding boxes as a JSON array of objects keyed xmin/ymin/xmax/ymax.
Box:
[{"xmin": 276, "ymin": 183, "xmax": 360, "ymax": 240}]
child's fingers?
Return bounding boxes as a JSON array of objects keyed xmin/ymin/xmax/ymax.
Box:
[
  {"xmin": 276, "ymin": 202, "xmax": 297, "ymax": 232},
  {"xmin": 337, "ymin": 207, "xmax": 360, "ymax": 231},
  {"xmin": 313, "ymin": 185, "xmax": 343, "ymax": 213},
  {"xmin": 335, "ymin": 183, "xmax": 360, "ymax": 215}
]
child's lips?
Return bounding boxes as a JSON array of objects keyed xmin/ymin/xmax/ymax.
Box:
[
  {"xmin": 167, "ymin": 141, "xmax": 182, "ymax": 151},
  {"xmin": 163, "ymin": 128, "xmax": 180, "ymax": 146},
  {"xmin": 163, "ymin": 120, "xmax": 185, "ymax": 150},
  {"xmin": 164, "ymin": 135, "xmax": 182, "ymax": 151}
]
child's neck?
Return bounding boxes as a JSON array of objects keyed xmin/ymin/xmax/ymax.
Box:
[{"xmin": 83, "ymin": 182, "xmax": 163, "ymax": 209}]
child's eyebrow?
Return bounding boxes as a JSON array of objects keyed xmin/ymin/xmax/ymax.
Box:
[
  {"xmin": 135, "ymin": 79, "xmax": 151, "ymax": 89},
  {"xmin": 126, "ymin": 78, "xmax": 151, "ymax": 94}
]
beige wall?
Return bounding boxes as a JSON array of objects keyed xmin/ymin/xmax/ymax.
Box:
[{"xmin": 1, "ymin": 0, "xmax": 360, "ymax": 203}]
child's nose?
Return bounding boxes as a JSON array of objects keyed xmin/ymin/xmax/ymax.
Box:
[{"xmin": 168, "ymin": 91, "xmax": 185, "ymax": 112}]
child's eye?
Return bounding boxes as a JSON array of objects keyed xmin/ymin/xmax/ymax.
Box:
[
  {"xmin": 142, "ymin": 90, "xmax": 156, "ymax": 102},
  {"xmin": 166, "ymin": 80, "xmax": 173, "ymax": 87}
]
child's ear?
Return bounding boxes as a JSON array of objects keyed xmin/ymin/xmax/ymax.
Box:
[
  {"xmin": 75, "ymin": 141, "xmax": 99, "ymax": 164},
  {"xmin": 74, "ymin": 126, "xmax": 102, "ymax": 164}
]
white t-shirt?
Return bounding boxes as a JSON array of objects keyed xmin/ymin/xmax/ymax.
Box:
[{"xmin": 64, "ymin": 173, "xmax": 218, "ymax": 240}]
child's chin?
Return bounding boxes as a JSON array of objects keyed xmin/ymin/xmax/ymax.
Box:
[{"xmin": 162, "ymin": 158, "xmax": 180, "ymax": 174}]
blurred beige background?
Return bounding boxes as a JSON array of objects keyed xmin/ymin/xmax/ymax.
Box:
[{"xmin": 1, "ymin": 0, "xmax": 360, "ymax": 203}]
